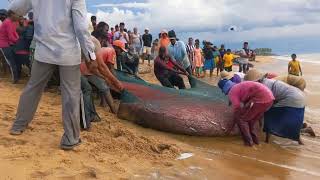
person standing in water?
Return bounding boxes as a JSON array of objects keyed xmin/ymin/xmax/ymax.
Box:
[
  {"xmin": 244, "ymin": 69, "xmax": 306, "ymax": 145},
  {"xmin": 9, "ymin": 0, "xmax": 96, "ymax": 150},
  {"xmin": 218, "ymin": 80, "xmax": 274, "ymax": 146},
  {"xmin": 288, "ymin": 54, "xmax": 303, "ymax": 76}
]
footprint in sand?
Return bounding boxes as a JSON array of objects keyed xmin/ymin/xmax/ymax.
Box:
[
  {"xmin": 30, "ymin": 170, "xmax": 52, "ymax": 179},
  {"xmin": 0, "ymin": 137, "xmax": 28, "ymax": 147},
  {"xmin": 0, "ymin": 123, "xmax": 9, "ymax": 128}
]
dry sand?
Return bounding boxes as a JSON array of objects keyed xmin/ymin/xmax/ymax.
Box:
[
  {"xmin": 0, "ymin": 56, "xmax": 320, "ymax": 179},
  {"xmin": 0, "ymin": 76, "xmax": 184, "ymax": 179}
]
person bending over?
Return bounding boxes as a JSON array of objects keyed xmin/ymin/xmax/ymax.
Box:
[
  {"xmin": 218, "ymin": 80, "xmax": 274, "ymax": 146},
  {"xmin": 80, "ymin": 37, "xmax": 123, "ymax": 115}
]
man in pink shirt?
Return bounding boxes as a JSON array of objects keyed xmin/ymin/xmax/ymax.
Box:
[
  {"xmin": 0, "ymin": 10, "xmax": 20, "ymax": 83},
  {"xmin": 218, "ymin": 79, "xmax": 275, "ymax": 146}
]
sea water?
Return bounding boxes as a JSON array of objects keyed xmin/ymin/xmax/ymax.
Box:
[{"xmin": 274, "ymin": 53, "xmax": 320, "ymax": 64}]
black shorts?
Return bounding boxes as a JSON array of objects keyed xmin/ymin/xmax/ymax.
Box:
[{"xmin": 225, "ymin": 66, "xmax": 232, "ymax": 72}]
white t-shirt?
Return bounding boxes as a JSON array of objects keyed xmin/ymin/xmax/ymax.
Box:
[
  {"xmin": 238, "ymin": 49, "xmax": 250, "ymax": 64},
  {"xmin": 131, "ymin": 33, "xmax": 141, "ymax": 46},
  {"xmin": 113, "ymin": 31, "xmax": 129, "ymax": 44}
]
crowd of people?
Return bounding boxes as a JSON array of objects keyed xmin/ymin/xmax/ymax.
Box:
[
  {"xmin": 0, "ymin": 1, "xmax": 311, "ymax": 150},
  {"xmin": 0, "ymin": 9, "xmax": 34, "ymax": 83}
]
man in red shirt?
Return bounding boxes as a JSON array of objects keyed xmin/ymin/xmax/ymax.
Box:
[
  {"xmin": 0, "ymin": 10, "xmax": 20, "ymax": 83},
  {"xmin": 80, "ymin": 37, "xmax": 123, "ymax": 114},
  {"xmin": 154, "ymin": 46, "xmax": 188, "ymax": 89}
]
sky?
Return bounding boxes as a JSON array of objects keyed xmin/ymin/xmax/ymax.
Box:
[{"xmin": 1, "ymin": 0, "xmax": 320, "ymax": 54}]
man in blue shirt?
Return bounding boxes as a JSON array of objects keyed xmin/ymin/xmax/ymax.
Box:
[{"xmin": 167, "ymin": 30, "xmax": 195, "ymax": 87}]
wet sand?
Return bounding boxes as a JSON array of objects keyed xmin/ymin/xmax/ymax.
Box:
[{"xmin": 0, "ymin": 56, "xmax": 319, "ymax": 179}]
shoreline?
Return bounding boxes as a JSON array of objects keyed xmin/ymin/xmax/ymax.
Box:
[{"xmin": 0, "ymin": 56, "xmax": 319, "ymax": 179}]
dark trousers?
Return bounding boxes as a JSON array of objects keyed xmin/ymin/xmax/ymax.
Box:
[
  {"xmin": 116, "ymin": 58, "xmax": 122, "ymax": 71},
  {"xmin": 239, "ymin": 64, "xmax": 248, "ymax": 74},
  {"xmin": 124, "ymin": 58, "xmax": 139, "ymax": 75},
  {"xmin": 85, "ymin": 75, "xmax": 109, "ymax": 95},
  {"xmin": 236, "ymin": 102, "xmax": 273, "ymax": 146},
  {"xmin": 15, "ymin": 54, "xmax": 31, "ymax": 77},
  {"xmin": 185, "ymin": 66, "xmax": 196, "ymax": 88},
  {"xmin": 81, "ymin": 76, "xmax": 99, "ymax": 126},
  {"xmin": 1, "ymin": 47, "xmax": 19, "ymax": 82},
  {"xmin": 126, "ymin": 62, "xmax": 139, "ymax": 75},
  {"xmin": 158, "ymin": 73, "xmax": 186, "ymax": 89}
]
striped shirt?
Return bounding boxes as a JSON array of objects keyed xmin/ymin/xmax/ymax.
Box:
[{"xmin": 186, "ymin": 44, "xmax": 195, "ymax": 63}]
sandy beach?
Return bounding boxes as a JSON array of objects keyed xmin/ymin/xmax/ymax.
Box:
[{"xmin": 0, "ymin": 56, "xmax": 319, "ymax": 179}]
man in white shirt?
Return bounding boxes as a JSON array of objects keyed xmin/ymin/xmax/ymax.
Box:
[
  {"xmin": 238, "ymin": 42, "xmax": 253, "ymax": 74},
  {"xmin": 9, "ymin": 0, "xmax": 96, "ymax": 150},
  {"xmin": 113, "ymin": 22, "xmax": 129, "ymax": 47}
]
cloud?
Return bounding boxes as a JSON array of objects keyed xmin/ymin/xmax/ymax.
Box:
[
  {"xmin": 89, "ymin": 0, "xmax": 320, "ymax": 42},
  {"xmin": 93, "ymin": 2, "xmax": 148, "ymax": 9},
  {"xmin": 189, "ymin": 23, "xmax": 320, "ymax": 42}
]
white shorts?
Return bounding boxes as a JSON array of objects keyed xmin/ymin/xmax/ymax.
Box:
[{"xmin": 143, "ymin": 46, "xmax": 152, "ymax": 55}]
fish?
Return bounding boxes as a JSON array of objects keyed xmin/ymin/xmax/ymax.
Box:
[{"xmin": 116, "ymin": 71, "xmax": 239, "ymax": 136}]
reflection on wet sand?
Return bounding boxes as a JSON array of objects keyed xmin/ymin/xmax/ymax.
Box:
[{"xmin": 135, "ymin": 56, "xmax": 320, "ymax": 180}]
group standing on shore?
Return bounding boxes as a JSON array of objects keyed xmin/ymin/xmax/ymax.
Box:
[{"xmin": 0, "ymin": 0, "xmax": 312, "ymax": 150}]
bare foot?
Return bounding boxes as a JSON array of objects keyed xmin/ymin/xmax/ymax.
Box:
[
  {"xmin": 301, "ymin": 127, "xmax": 316, "ymax": 137},
  {"xmin": 298, "ymin": 139, "xmax": 304, "ymax": 145}
]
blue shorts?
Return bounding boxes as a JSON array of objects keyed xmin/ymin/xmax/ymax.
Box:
[{"xmin": 203, "ymin": 59, "xmax": 215, "ymax": 70}]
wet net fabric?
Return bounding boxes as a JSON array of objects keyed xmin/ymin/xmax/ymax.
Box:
[{"xmin": 116, "ymin": 71, "xmax": 239, "ymax": 137}]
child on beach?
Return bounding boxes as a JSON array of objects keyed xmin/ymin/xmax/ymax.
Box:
[
  {"xmin": 203, "ymin": 42, "xmax": 215, "ymax": 77},
  {"xmin": 223, "ymin": 49, "xmax": 235, "ymax": 72},
  {"xmin": 288, "ymin": 54, "xmax": 302, "ymax": 76},
  {"xmin": 151, "ymin": 39, "xmax": 159, "ymax": 60},
  {"xmin": 194, "ymin": 42, "xmax": 204, "ymax": 78},
  {"xmin": 214, "ymin": 46, "xmax": 223, "ymax": 76}
]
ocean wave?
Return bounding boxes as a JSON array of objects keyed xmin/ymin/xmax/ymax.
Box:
[{"xmin": 273, "ymin": 53, "xmax": 320, "ymax": 64}]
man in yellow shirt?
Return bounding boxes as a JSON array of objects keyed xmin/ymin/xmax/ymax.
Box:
[
  {"xmin": 288, "ymin": 54, "xmax": 302, "ymax": 76},
  {"xmin": 223, "ymin": 49, "xmax": 234, "ymax": 72}
]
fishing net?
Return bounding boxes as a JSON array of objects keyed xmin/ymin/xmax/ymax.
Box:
[{"xmin": 116, "ymin": 71, "xmax": 239, "ymax": 137}]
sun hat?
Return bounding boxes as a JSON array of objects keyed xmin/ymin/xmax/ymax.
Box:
[
  {"xmin": 244, "ymin": 69, "xmax": 265, "ymax": 81},
  {"xmin": 113, "ymin": 40, "xmax": 127, "ymax": 52},
  {"xmin": 289, "ymin": 76, "xmax": 306, "ymax": 91},
  {"xmin": 266, "ymin": 72, "xmax": 278, "ymax": 79},
  {"xmin": 161, "ymin": 29, "xmax": 168, "ymax": 34},
  {"xmin": 281, "ymin": 75, "xmax": 306, "ymax": 91},
  {"xmin": 168, "ymin": 30, "xmax": 177, "ymax": 40},
  {"xmin": 218, "ymin": 79, "xmax": 236, "ymax": 95},
  {"xmin": 220, "ymin": 71, "xmax": 234, "ymax": 80}
]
